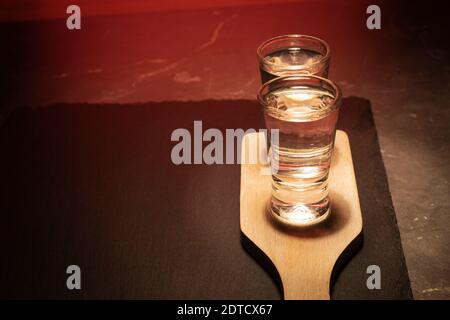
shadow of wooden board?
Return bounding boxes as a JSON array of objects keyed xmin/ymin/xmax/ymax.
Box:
[
  {"xmin": 0, "ymin": 98, "xmax": 412, "ymax": 299},
  {"xmin": 241, "ymin": 130, "xmax": 363, "ymax": 300}
]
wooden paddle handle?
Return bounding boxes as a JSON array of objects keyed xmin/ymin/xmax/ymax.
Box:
[{"xmin": 281, "ymin": 270, "xmax": 331, "ymax": 300}]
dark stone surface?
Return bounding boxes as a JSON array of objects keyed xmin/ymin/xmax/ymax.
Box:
[{"xmin": 0, "ymin": 98, "xmax": 412, "ymax": 299}]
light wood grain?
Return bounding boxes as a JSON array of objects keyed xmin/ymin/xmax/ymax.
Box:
[{"xmin": 240, "ymin": 130, "xmax": 363, "ymax": 300}]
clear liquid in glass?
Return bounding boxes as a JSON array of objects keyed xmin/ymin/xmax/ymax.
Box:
[
  {"xmin": 259, "ymin": 47, "xmax": 328, "ymax": 83},
  {"xmin": 264, "ymin": 85, "xmax": 338, "ymax": 226}
]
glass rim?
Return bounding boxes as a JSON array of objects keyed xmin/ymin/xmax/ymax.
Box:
[
  {"xmin": 257, "ymin": 34, "xmax": 331, "ymax": 71},
  {"xmin": 257, "ymin": 74, "xmax": 342, "ymax": 109}
]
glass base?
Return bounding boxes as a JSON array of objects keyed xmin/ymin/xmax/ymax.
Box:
[{"xmin": 269, "ymin": 196, "xmax": 330, "ymax": 227}]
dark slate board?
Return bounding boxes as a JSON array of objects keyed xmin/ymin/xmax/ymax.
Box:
[{"xmin": 0, "ymin": 98, "xmax": 412, "ymax": 299}]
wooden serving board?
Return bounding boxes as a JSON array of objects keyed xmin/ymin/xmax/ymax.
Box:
[{"xmin": 240, "ymin": 130, "xmax": 363, "ymax": 300}]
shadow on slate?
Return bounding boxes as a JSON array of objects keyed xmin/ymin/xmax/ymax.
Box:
[{"xmin": 0, "ymin": 97, "xmax": 412, "ymax": 299}]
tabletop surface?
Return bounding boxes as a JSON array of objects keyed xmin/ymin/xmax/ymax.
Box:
[
  {"xmin": 0, "ymin": 98, "xmax": 412, "ymax": 299},
  {"xmin": 0, "ymin": 0, "xmax": 448, "ymax": 299}
]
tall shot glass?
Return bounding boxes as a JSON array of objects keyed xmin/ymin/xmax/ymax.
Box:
[
  {"xmin": 257, "ymin": 35, "xmax": 331, "ymax": 83},
  {"xmin": 258, "ymin": 75, "xmax": 342, "ymax": 226}
]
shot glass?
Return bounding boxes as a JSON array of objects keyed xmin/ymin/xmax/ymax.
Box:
[
  {"xmin": 257, "ymin": 34, "xmax": 331, "ymax": 83},
  {"xmin": 258, "ymin": 75, "xmax": 342, "ymax": 226}
]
